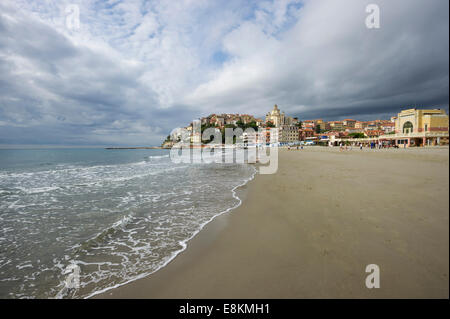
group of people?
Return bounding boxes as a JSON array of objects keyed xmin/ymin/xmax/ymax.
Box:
[
  {"xmin": 338, "ymin": 141, "xmax": 399, "ymax": 151},
  {"xmin": 339, "ymin": 143, "xmax": 355, "ymax": 151},
  {"xmin": 285, "ymin": 141, "xmax": 401, "ymax": 151},
  {"xmin": 287, "ymin": 145, "xmax": 304, "ymax": 150}
]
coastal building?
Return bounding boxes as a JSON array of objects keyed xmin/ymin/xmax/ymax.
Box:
[
  {"xmin": 265, "ymin": 104, "xmax": 284, "ymax": 127},
  {"xmin": 380, "ymin": 122, "xmax": 395, "ymax": 133},
  {"xmin": 342, "ymin": 119, "xmax": 356, "ymax": 128},
  {"xmin": 240, "ymin": 114, "xmax": 254, "ymax": 124},
  {"xmin": 261, "ymin": 127, "xmax": 279, "ymax": 145},
  {"xmin": 284, "ymin": 116, "xmax": 298, "ymax": 126},
  {"xmin": 299, "ymin": 128, "xmax": 314, "ymax": 141},
  {"xmin": 314, "ymin": 119, "xmax": 327, "ymax": 131},
  {"xmin": 345, "ymin": 127, "xmax": 364, "ymax": 134},
  {"xmin": 199, "ymin": 113, "xmax": 261, "ymax": 129},
  {"xmin": 216, "ymin": 117, "xmax": 225, "ymax": 127},
  {"xmin": 279, "ymin": 125, "xmax": 300, "ymax": 143},
  {"xmin": 355, "ymin": 121, "xmax": 367, "ymax": 129},
  {"xmin": 208, "ymin": 116, "xmax": 217, "ymax": 126},
  {"xmin": 380, "ymin": 108, "xmax": 449, "ymax": 147},
  {"xmin": 365, "ymin": 122, "xmax": 378, "ymax": 131},
  {"xmin": 302, "ymin": 120, "xmax": 315, "ymax": 130},
  {"xmin": 255, "ymin": 118, "xmax": 264, "ymax": 127},
  {"xmin": 265, "ymin": 104, "xmax": 296, "ymax": 128},
  {"xmin": 329, "ymin": 121, "xmax": 344, "ymax": 131},
  {"xmin": 394, "ymin": 108, "xmax": 448, "ymax": 134}
]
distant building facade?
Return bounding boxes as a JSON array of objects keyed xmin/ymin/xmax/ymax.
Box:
[
  {"xmin": 299, "ymin": 128, "xmax": 314, "ymax": 141},
  {"xmin": 394, "ymin": 108, "xmax": 448, "ymax": 134},
  {"xmin": 329, "ymin": 121, "xmax": 344, "ymax": 131},
  {"xmin": 279, "ymin": 125, "xmax": 300, "ymax": 143},
  {"xmin": 265, "ymin": 104, "xmax": 296, "ymax": 128},
  {"xmin": 342, "ymin": 119, "xmax": 356, "ymax": 128},
  {"xmin": 381, "ymin": 108, "xmax": 449, "ymax": 147}
]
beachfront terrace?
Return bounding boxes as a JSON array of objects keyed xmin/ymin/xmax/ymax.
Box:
[
  {"xmin": 379, "ymin": 131, "xmax": 449, "ymax": 147},
  {"xmin": 329, "ymin": 130, "xmax": 449, "ymax": 147}
]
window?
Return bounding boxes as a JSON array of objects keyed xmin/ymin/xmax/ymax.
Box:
[
  {"xmin": 403, "ymin": 121, "xmax": 413, "ymax": 134},
  {"xmin": 425, "ymin": 124, "xmax": 428, "ymax": 132}
]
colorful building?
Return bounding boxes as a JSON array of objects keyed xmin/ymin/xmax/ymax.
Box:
[
  {"xmin": 381, "ymin": 108, "xmax": 449, "ymax": 147},
  {"xmin": 329, "ymin": 121, "xmax": 344, "ymax": 131},
  {"xmin": 314, "ymin": 119, "xmax": 327, "ymax": 131},
  {"xmin": 299, "ymin": 128, "xmax": 314, "ymax": 141},
  {"xmin": 342, "ymin": 119, "xmax": 356, "ymax": 128}
]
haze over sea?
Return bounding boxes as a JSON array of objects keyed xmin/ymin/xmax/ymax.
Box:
[{"xmin": 0, "ymin": 148, "xmax": 255, "ymax": 298}]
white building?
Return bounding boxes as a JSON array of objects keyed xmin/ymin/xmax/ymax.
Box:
[{"xmin": 265, "ymin": 104, "xmax": 296, "ymax": 128}]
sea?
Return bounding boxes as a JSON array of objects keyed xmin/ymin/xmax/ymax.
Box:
[{"xmin": 0, "ymin": 148, "xmax": 256, "ymax": 298}]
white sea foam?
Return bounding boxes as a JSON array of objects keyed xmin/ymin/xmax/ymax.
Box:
[
  {"xmin": 147, "ymin": 154, "xmax": 169, "ymax": 159},
  {"xmin": 83, "ymin": 165, "xmax": 257, "ymax": 299},
  {"xmin": 0, "ymin": 149, "xmax": 256, "ymax": 299},
  {"xmin": 16, "ymin": 186, "xmax": 60, "ymax": 194}
]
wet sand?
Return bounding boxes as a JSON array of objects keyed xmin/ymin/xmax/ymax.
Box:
[{"xmin": 95, "ymin": 147, "xmax": 449, "ymax": 298}]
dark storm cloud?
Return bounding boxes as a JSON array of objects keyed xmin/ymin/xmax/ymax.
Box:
[{"xmin": 189, "ymin": 0, "xmax": 448, "ymax": 121}]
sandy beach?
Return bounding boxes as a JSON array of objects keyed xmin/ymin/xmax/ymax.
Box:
[{"xmin": 96, "ymin": 146, "xmax": 449, "ymax": 299}]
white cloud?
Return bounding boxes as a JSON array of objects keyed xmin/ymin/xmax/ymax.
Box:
[{"xmin": 0, "ymin": 0, "xmax": 448, "ymax": 146}]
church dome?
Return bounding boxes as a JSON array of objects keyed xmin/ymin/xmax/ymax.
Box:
[{"xmin": 270, "ymin": 104, "xmax": 280, "ymax": 115}]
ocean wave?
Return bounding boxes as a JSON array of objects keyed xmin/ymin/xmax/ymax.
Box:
[
  {"xmin": 1, "ymin": 163, "xmax": 185, "ymax": 196},
  {"xmin": 15, "ymin": 186, "xmax": 60, "ymax": 195},
  {"xmin": 74, "ymin": 214, "xmax": 135, "ymax": 253},
  {"xmin": 1, "ymin": 157, "xmax": 255, "ymax": 299},
  {"xmin": 103, "ymin": 165, "xmax": 189, "ymax": 183},
  {"xmin": 83, "ymin": 165, "xmax": 257, "ymax": 299},
  {"xmin": 0, "ymin": 157, "xmax": 168, "ymax": 179},
  {"xmin": 147, "ymin": 154, "xmax": 170, "ymax": 160}
]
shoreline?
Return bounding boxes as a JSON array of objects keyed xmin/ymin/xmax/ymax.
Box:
[
  {"xmin": 95, "ymin": 147, "xmax": 449, "ymax": 298},
  {"xmin": 105, "ymin": 147, "xmax": 167, "ymax": 150},
  {"xmin": 85, "ymin": 165, "xmax": 257, "ymax": 299}
]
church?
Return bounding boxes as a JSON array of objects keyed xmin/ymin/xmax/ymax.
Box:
[{"xmin": 265, "ymin": 104, "xmax": 297, "ymax": 127}]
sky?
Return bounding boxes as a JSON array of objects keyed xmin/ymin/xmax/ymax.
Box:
[{"xmin": 0, "ymin": 0, "xmax": 448, "ymax": 146}]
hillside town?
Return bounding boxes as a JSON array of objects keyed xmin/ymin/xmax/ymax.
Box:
[{"xmin": 162, "ymin": 105, "xmax": 449, "ymax": 148}]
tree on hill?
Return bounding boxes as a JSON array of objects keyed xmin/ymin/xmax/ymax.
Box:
[
  {"xmin": 201, "ymin": 123, "xmax": 217, "ymax": 143},
  {"xmin": 349, "ymin": 132, "xmax": 365, "ymax": 138},
  {"xmin": 235, "ymin": 120, "xmax": 258, "ymax": 130},
  {"xmin": 246, "ymin": 121, "xmax": 258, "ymax": 130}
]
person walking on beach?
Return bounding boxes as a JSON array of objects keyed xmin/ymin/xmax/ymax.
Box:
[{"xmin": 360, "ymin": 143, "xmax": 363, "ymax": 150}]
